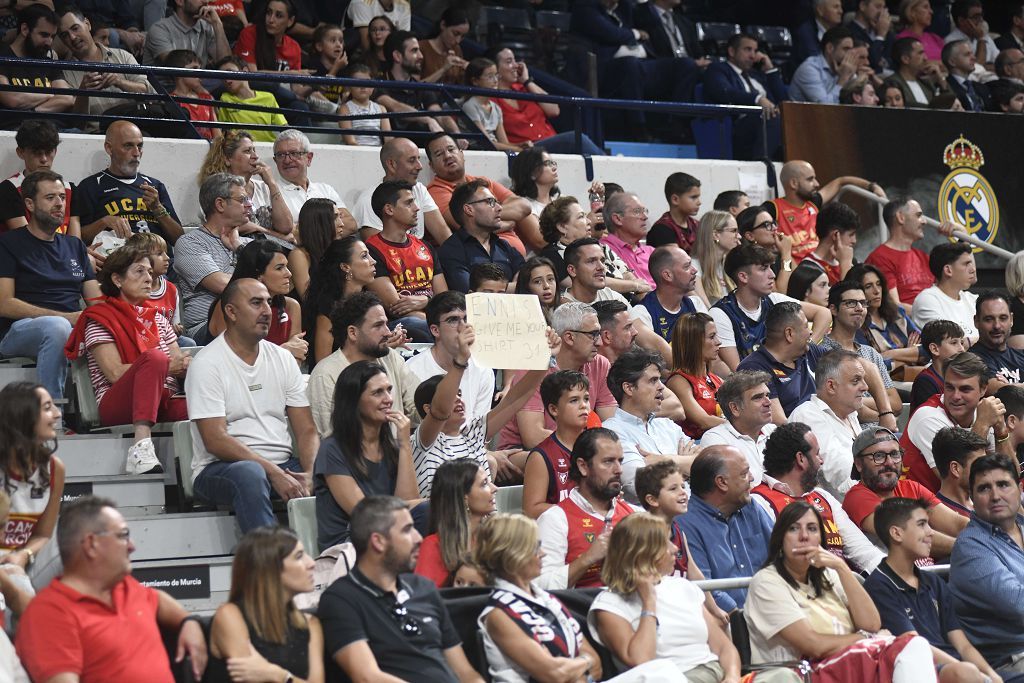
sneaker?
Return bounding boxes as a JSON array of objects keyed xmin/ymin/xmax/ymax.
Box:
[{"xmin": 126, "ymin": 438, "xmax": 163, "ymax": 475}]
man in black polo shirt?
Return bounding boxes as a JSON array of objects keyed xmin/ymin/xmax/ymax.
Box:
[
  {"xmin": 374, "ymin": 30, "xmax": 461, "ymax": 137},
  {"xmin": 0, "ymin": 4, "xmax": 74, "ymax": 118},
  {"xmin": 318, "ymin": 496, "xmax": 484, "ymax": 683},
  {"xmin": 438, "ymin": 179, "xmax": 525, "ymax": 293},
  {"xmin": 971, "ymin": 291, "xmax": 1024, "ymax": 388}
]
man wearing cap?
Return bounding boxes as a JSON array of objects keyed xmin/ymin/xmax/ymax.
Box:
[{"xmin": 842, "ymin": 425, "xmax": 969, "ymax": 559}]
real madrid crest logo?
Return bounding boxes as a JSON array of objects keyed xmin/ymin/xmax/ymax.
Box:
[{"xmin": 937, "ymin": 134, "xmax": 999, "ymax": 252}]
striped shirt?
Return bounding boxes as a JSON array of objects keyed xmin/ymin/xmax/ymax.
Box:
[
  {"xmin": 413, "ymin": 416, "xmax": 490, "ymax": 497},
  {"xmin": 84, "ymin": 311, "xmax": 178, "ymax": 403}
]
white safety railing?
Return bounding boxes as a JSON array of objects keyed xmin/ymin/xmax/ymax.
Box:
[{"xmin": 690, "ymin": 563, "xmax": 949, "ymax": 591}]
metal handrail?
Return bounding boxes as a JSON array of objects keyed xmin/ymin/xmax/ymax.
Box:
[
  {"xmin": 691, "ymin": 563, "xmax": 950, "ymax": 591},
  {"xmin": 836, "ymin": 184, "xmax": 1014, "ymax": 261}
]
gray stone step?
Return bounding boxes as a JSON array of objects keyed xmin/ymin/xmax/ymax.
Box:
[
  {"xmin": 65, "ymin": 474, "xmax": 166, "ymax": 508},
  {"xmin": 0, "ymin": 364, "xmax": 37, "ymax": 389},
  {"xmin": 59, "ymin": 434, "xmax": 177, "ymax": 482},
  {"xmin": 125, "ymin": 511, "xmax": 240, "ymax": 561}
]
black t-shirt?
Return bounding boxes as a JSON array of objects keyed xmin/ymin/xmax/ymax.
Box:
[
  {"xmin": 0, "ymin": 44, "xmax": 64, "ymax": 91},
  {"xmin": 313, "ymin": 438, "xmax": 396, "ymax": 551},
  {"xmin": 318, "ymin": 568, "xmax": 461, "ymax": 683},
  {"xmin": 76, "ymin": 170, "xmax": 180, "ymax": 254},
  {"xmin": 538, "ymin": 242, "xmax": 568, "ymax": 283},
  {"xmin": 376, "ymin": 73, "xmax": 440, "ymax": 132},
  {"xmin": 970, "ymin": 342, "xmax": 1024, "ymax": 385},
  {"xmin": 305, "ymin": 58, "xmax": 346, "ymax": 104},
  {"xmin": 0, "ymin": 174, "xmax": 79, "ymax": 232}
]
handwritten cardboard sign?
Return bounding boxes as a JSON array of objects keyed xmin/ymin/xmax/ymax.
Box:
[{"xmin": 466, "ymin": 293, "xmax": 549, "ymax": 370}]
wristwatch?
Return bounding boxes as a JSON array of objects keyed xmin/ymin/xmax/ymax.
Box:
[{"xmin": 782, "ymin": 259, "xmax": 794, "ymax": 272}]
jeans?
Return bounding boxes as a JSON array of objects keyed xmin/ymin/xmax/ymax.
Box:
[
  {"xmin": 0, "ymin": 316, "xmax": 73, "ymax": 400},
  {"xmin": 177, "ymin": 335, "xmax": 197, "ymax": 348},
  {"xmin": 535, "ymin": 131, "xmax": 605, "ymax": 156},
  {"xmin": 392, "ymin": 316, "xmax": 432, "ymax": 343},
  {"xmin": 194, "ymin": 456, "xmax": 302, "ymax": 533}
]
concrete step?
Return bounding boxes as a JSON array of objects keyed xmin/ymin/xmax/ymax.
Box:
[
  {"xmin": 125, "ymin": 511, "xmax": 240, "ymax": 561},
  {"xmin": 65, "ymin": 474, "xmax": 166, "ymax": 508},
  {"xmin": 0, "ymin": 364, "xmax": 37, "ymax": 389},
  {"xmin": 60, "ymin": 434, "xmax": 177, "ymax": 483}
]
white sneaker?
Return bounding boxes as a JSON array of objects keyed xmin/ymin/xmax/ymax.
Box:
[{"xmin": 126, "ymin": 438, "xmax": 163, "ymax": 475}]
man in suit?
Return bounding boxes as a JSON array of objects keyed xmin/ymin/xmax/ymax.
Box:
[
  {"xmin": 702, "ymin": 32, "xmax": 788, "ymax": 160},
  {"xmin": 943, "ymin": 39, "xmax": 991, "ymax": 111},
  {"xmin": 996, "ymin": 3, "xmax": 1024, "ymax": 52},
  {"xmin": 792, "ymin": 0, "xmax": 844, "ymax": 67},
  {"xmin": 632, "ymin": 0, "xmax": 708, "ymax": 64},
  {"xmin": 887, "ymin": 36, "xmax": 951, "ymax": 108},
  {"xmin": 847, "ymin": 0, "xmax": 894, "ymax": 73}
]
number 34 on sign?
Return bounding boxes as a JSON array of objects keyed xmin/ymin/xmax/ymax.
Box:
[{"xmin": 466, "ymin": 293, "xmax": 550, "ymax": 370}]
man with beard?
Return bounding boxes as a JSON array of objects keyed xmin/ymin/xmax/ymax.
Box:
[
  {"xmin": 0, "ymin": 4, "xmax": 74, "ymax": 116},
  {"xmin": 0, "ymin": 170, "xmax": 99, "ymax": 402},
  {"xmin": 843, "ymin": 426, "xmax": 967, "ymax": 559},
  {"xmin": 186, "ymin": 278, "xmax": 319, "ymax": 532},
  {"xmin": 536, "ymin": 428, "xmax": 634, "ymax": 589},
  {"xmin": 77, "ymin": 121, "xmax": 183, "ymax": 250},
  {"xmin": 678, "ymin": 444, "xmax": 773, "ymax": 613},
  {"xmin": 143, "ymin": 0, "xmax": 230, "ymax": 65},
  {"xmin": 375, "ymin": 31, "xmax": 461, "ymax": 138},
  {"xmin": 318, "ymin": 495, "xmax": 484, "ymax": 683},
  {"xmin": 971, "ymin": 292, "xmax": 1024, "ymax": 388},
  {"xmin": 630, "ymin": 244, "xmax": 707, "ymax": 341},
  {"xmin": 901, "ymin": 351, "xmax": 1013, "ymax": 491},
  {"xmin": 308, "ymin": 291, "xmax": 421, "ymax": 436},
  {"xmin": 700, "ymin": 370, "xmax": 777, "ymax": 484},
  {"xmin": 753, "ymin": 422, "xmax": 883, "ymax": 573},
  {"xmin": 603, "ymin": 348, "xmax": 700, "ymax": 504},
  {"xmin": 0, "ymin": 120, "xmax": 79, "ymax": 236}
]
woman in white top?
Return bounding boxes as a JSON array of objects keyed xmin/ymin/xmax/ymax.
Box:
[
  {"xmin": 745, "ymin": 501, "xmax": 935, "ymax": 682},
  {"xmin": 690, "ymin": 210, "xmax": 740, "ymax": 306},
  {"xmin": 589, "ymin": 513, "xmax": 800, "ymax": 683}
]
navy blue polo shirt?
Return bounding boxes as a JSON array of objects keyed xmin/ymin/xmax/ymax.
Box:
[
  {"xmin": 863, "ymin": 560, "xmax": 961, "ymax": 658},
  {"xmin": 736, "ymin": 343, "xmax": 826, "ymax": 416},
  {"xmin": 437, "ymin": 228, "xmax": 525, "ymax": 293}
]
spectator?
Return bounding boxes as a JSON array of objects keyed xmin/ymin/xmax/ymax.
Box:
[
  {"xmin": 64, "ymin": 244, "xmax": 189, "ymax": 474},
  {"xmin": 0, "ymin": 170, "xmax": 99, "ymax": 402},
  {"xmin": 667, "ymin": 312, "xmax": 726, "ymax": 440},
  {"xmin": 314, "ymin": 361, "xmax": 421, "ymax": 550},
  {"xmin": 848, "ymin": 0, "xmax": 895, "ymax": 73},
  {"xmin": 889, "ymin": 36, "xmax": 952, "ymax": 107},
  {"xmin": 592, "ymin": 299, "xmax": 642, "ymax": 365},
  {"xmin": 272, "ymin": 129, "xmax": 357, "ymax": 233},
  {"xmin": 866, "ymin": 196, "xmax": 947, "ymax": 307},
  {"xmin": 197, "ymin": 130, "xmax": 295, "ymax": 242},
  {"xmin": 420, "ymin": 8, "xmax": 468, "ymax": 85},
  {"xmin": 359, "ymin": 15, "xmax": 394, "ymax": 78},
  {"xmin": 863, "ymin": 497, "xmax": 1005, "ymax": 683},
  {"xmin": 712, "ymin": 243, "xmax": 831, "ymax": 370},
  {"xmin": 944, "ymin": 39, "xmax": 991, "ymax": 112},
  {"xmin": 298, "ymin": 24, "xmax": 347, "ymax": 112},
  {"xmin": 0, "ymin": 119, "xmax": 79, "ymax": 236},
  {"xmin": 744, "ymin": 500, "xmax": 934, "ymax": 679},
  {"xmin": 338, "ymin": 63, "xmax": 391, "ymax": 146},
  {"xmin": 317, "ymin": 495, "xmax": 483, "ymax": 682},
  {"xmin": 678, "ymin": 445, "xmax": 772, "ymax": 612},
  {"xmin": 910, "ymin": 320, "xmax": 967, "ymax": 413},
  {"xmin": 604, "ymin": 348, "xmax": 698, "ymax": 503},
  {"xmin": 633, "ymin": 0, "xmax": 707, "ymax": 63},
  {"xmin": 911, "ymin": 241, "xmax": 979, "ymax": 341},
  {"xmin": 496, "ymin": 301, "xmax": 617, "ymax": 450},
  {"xmin": 699, "ymin": 370, "xmax": 777, "ymax": 483},
  {"xmin": 971, "ymin": 291, "xmax": 1024, "ymax": 387},
  {"xmin": 347, "ymin": 0, "xmax": 410, "ymax": 52},
  {"xmin": 793, "ymin": 0, "xmax": 844, "ymax": 65},
  {"xmin": 847, "ymin": 263, "xmax": 924, "ymax": 371},
  {"xmin": 0, "ymin": 5, "xmax": 74, "ymax": 115},
  {"xmin": 690, "ymin": 209, "xmax": 740, "ymax": 305},
  {"xmin": 600, "ymin": 191, "xmax": 655, "ymax": 288},
  {"xmin": 165, "ymin": 49, "xmax": 219, "ymax": 140},
  {"xmin": 143, "ymin": 0, "xmax": 230, "ymax": 65},
  {"xmin": 427, "ymin": 133, "xmax": 540, "ymax": 254},
  {"xmin": 894, "ymin": 0, "xmax": 945, "ymax": 61},
  {"xmin": 945, "ymin": 0, "xmax": 997, "ymax": 71},
  {"xmin": 998, "ymin": 3, "xmax": 1024, "ymax": 52},
  {"xmin": 933, "ymin": 425, "xmax": 988, "ymax": 517},
  {"xmin": 702, "ymin": 32, "xmax": 787, "ymax": 159},
  {"xmin": 753, "ymin": 422, "xmax": 884, "ymax": 572},
  {"xmin": 187, "ymin": 279, "xmax": 319, "ymax": 532},
  {"xmin": 488, "ymin": 45, "xmax": 605, "ymax": 155},
  {"xmin": 838, "ymin": 74, "xmax": 881, "ymax": 105},
  {"xmin": 786, "ymin": 262, "xmax": 830, "ymax": 307},
  {"xmin": 206, "ymin": 240, "xmax": 308, "ymax": 363},
  {"xmin": 15, "ymin": 496, "xmax": 207, "ymax": 682},
  {"xmin": 0, "ymin": 382, "xmax": 66, "ymax": 583},
  {"xmin": 800, "ymin": 201, "xmax": 859, "ymax": 285},
  {"xmin": 232, "ymin": 0, "xmax": 301, "ymax": 74},
  {"xmin": 631, "ymin": 245, "xmax": 707, "ymax": 344},
  {"xmin": 73, "ymin": 0, "xmax": 145, "ymax": 51},
  {"xmin": 414, "ymin": 460, "xmax": 495, "ymax": 587},
  {"xmin": 536, "ymin": 428, "xmax": 634, "ymax": 590},
  {"xmin": 351, "ymin": 137, "xmax": 450, "ymax": 246},
  {"xmin": 289, "ymin": 198, "xmax": 345, "ymax": 301},
  {"xmin": 646, "ymin": 171, "xmax": 700, "ymax": 251},
  {"xmin": 514, "ymin": 259, "xmax": 559, "ymax": 325},
  {"xmin": 173, "ymin": 173, "xmax": 252, "ymax": 342},
  {"xmin": 536, "ymin": 197, "xmax": 595, "ymax": 286},
  {"xmin": 510, "ymin": 147, "xmax": 560, "ymax": 218},
  {"xmin": 124, "ymin": 232, "xmax": 190, "ymax": 345},
  {"xmin": 713, "ymin": 189, "xmax": 750, "ymax": 216},
  {"xmin": 1007, "ymin": 252, "xmax": 1024, "ymax": 348},
  {"xmin": 205, "ymin": 526, "xmax": 323, "ymax": 683},
  {"xmin": 562, "ymin": 237, "xmax": 639, "ymax": 309},
  {"xmin": 989, "ymin": 79, "xmax": 1024, "ymax": 112},
  {"xmin": 791, "ymin": 26, "xmax": 862, "ymax": 104},
  {"xmin": 77, "ymin": 120, "xmax": 184, "ymax": 250},
  {"xmin": 213, "ymin": 57, "xmax": 290, "ymax": 143},
  {"xmin": 374, "ymin": 30, "xmax": 461, "ymax": 137},
  {"xmin": 474, "ymin": 513, "xmax": 607, "ymax": 683},
  {"xmin": 881, "ymin": 78, "xmax": 907, "ymax": 107},
  {"xmin": 435, "ymin": 178, "xmax": 527, "ymax": 293},
  {"xmin": 462, "ymin": 57, "xmax": 526, "ymax": 153}
]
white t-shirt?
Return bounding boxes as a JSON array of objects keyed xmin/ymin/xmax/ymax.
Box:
[
  {"xmin": 630, "ymin": 295, "xmax": 708, "ymax": 332},
  {"xmin": 911, "ymin": 285, "xmax": 979, "ymax": 341},
  {"xmin": 185, "ymin": 335, "xmax": 309, "ymax": 480},
  {"xmin": 587, "ymin": 576, "xmax": 718, "ymax": 676},
  {"xmin": 352, "ymin": 181, "xmax": 438, "ymax": 240},
  {"xmin": 404, "ymin": 349, "xmax": 495, "ymax": 424},
  {"xmin": 278, "ymin": 179, "xmax": 346, "ymax": 225},
  {"xmin": 561, "ymin": 286, "xmax": 630, "ymax": 305},
  {"xmin": 710, "ymin": 292, "xmax": 796, "ymax": 349},
  {"xmin": 346, "ymin": 0, "xmax": 411, "ymax": 29},
  {"xmin": 413, "ymin": 415, "xmax": 490, "ymax": 497}
]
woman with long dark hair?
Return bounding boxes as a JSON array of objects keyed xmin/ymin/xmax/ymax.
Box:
[
  {"xmin": 288, "ymin": 198, "xmax": 349, "ymax": 300},
  {"xmin": 313, "ymin": 361, "xmax": 420, "ymax": 550},
  {"xmin": 510, "ymin": 146, "xmax": 559, "ymax": 217},
  {"xmin": 666, "ymin": 312, "xmax": 725, "ymax": 439},
  {"xmin": 358, "ymin": 15, "xmax": 395, "ymax": 78},
  {"xmin": 786, "ymin": 263, "xmax": 830, "ymax": 307},
  {"xmin": 514, "ymin": 256, "xmax": 560, "ymax": 323},
  {"xmin": 845, "ymin": 263, "xmax": 923, "ymax": 372},
  {"xmin": 421, "ymin": 7, "xmax": 470, "ymax": 84},
  {"xmin": 206, "ymin": 526, "xmax": 324, "ymax": 683},
  {"xmin": 414, "ymin": 459, "xmax": 495, "ymax": 587}
]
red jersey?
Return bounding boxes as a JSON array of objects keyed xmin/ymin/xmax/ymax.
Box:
[
  {"xmin": 531, "ymin": 433, "xmax": 574, "ymax": 504},
  {"xmin": 144, "ymin": 278, "xmax": 178, "ymax": 323},
  {"xmin": 899, "ymin": 394, "xmax": 948, "ymax": 492},
  {"xmin": 801, "ymin": 251, "xmax": 842, "ymax": 285},
  {"xmin": 671, "ymin": 369, "xmax": 722, "ymax": 440},
  {"xmin": 233, "ymin": 25, "xmax": 302, "ymax": 71},
  {"xmin": 771, "ymin": 197, "xmax": 819, "ymax": 262},
  {"xmin": 865, "ymin": 244, "xmax": 934, "ymax": 306},
  {"xmin": 178, "ymin": 91, "xmax": 217, "ymax": 140},
  {"xmin": 559, "ymin": 495, "xmax": 633, "ymax": 588},
  {"xmin": 669, "ymin": 518, "xmax": 690, "ymax": 578},
  {"xmin": 208, "ymin": 0, "xmax": 243, "ymax": 17},
  {"xmin": 842, "ymin": 479, "xmax": 939, "ymax": 528},
  {"xmin": 365, "ymin": 233, "xmax": 438, "ymax": 297},
  {"xmin": 752, "ymin": 484, "xmax": 846, "ymax": 560}
]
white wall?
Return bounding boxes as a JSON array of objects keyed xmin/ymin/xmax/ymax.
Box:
[{"xmin": 0, "ymin": 131, "xmax": 773, "ymax": 226}]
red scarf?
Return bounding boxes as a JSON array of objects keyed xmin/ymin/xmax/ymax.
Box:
[{"xmin": 65, "ymin": 297, "xmax": 161, "ymax": 363}]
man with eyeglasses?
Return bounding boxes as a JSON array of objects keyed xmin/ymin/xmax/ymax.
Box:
[
  {"xmin": 600, "ymin": 190, "xmax": 656, "ymax": 287},
  {"xmin": 16, "ymin": 496, "xmax": 208, "ymax": 683},
  {"xmin": 945, "ymin": 0, "xmax": 997, "ymax": 72},
  {"xmin": 271, "ymin": 128, "xmax": 357, "ymax": 234},
  {"xmin": 843, "ymin": 426, "xmax": 968, "ymax": 559},
  {"xmin": 77, "ymin": 120, "xmax": 183, "ymax": 253},
  {"xmin": 319, "ymin": 495, "xmax": 484, "ymax": 683}
]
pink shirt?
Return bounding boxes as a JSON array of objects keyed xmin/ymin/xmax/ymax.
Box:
[
  {"xmin": 894, "ymin": 29, "xmax": 945, "ymax": 61},
  {"xmin": 600, "ymin": 233, "xmax": 654, "ymax": 287}
]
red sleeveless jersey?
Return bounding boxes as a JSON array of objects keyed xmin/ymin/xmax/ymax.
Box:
[
  {"xmin": 559, "ymin": 496, "xmax": 634, "ymax": 588},
  {"xmin": 532, "ymin": 433, "xmax": 574, "ymax": 504},
  {"xmin": 751, "ymin": 484, "xmax": 846, "ymax": 560}
]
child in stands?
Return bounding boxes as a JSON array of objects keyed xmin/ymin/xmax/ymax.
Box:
[
  {"xmin": 166, "ymin": 49, "xmax": 218, "ymax": 140},
  {"xmin": 339, "ymin": 63, "xmax": 390, "ymax": 146},
  {"xmin": 214, "ymin": 56, "xmax": 288, "ymax": 143},
  {"xmin": 126, "ymin": 233, "xmax": 195, "ymax": 347},
  {"xmin": 909, "ymin": 320, "xmax": 966, "ymax": 414}
]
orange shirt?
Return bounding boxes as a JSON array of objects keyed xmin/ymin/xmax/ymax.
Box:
[
  {"xmin": 771, "ymin": 197, "xmax": 819, "ymax": 263},
  {"xmin": 427, "ymin": 174, "xmax": 526, "ymax": 256}
]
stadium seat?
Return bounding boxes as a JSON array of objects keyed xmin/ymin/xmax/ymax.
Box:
[
  {"xmin": 495, "ymin": 485, "xmax": 523, "ymax": 515},
  {"xmin": 747, "ymin": 25, "xmax": 793, "ymax": 71},
  {"xmin": 173, "ymin": 420, "xmax": 196, "ymax": 507},
  {"xmin": 69, "ymin": 357, "xmax": 178, "ymax": 434},
  {"xmin": 730, "ymin": 609, "xmax": 811, "ymax": 680},
  {"xmin": 535, "ymin": 10, "xmax": 572, "ymax": 72},
  {"xmin": 287, "ymin": 496, "xmax": 318, "ymax": 558},
  {"xmin": 696, "ymin": 22, "xmax": 742, "ymax": 58},
  {"xmin": 691, "ymin": 84, "xmax": 734, "ymax": 159},
  {"xmin": 535, "ymin": 9, "xmax": 570, "ymax": 32},
  {"xmin": 477, "ymin": 6, "xmax": 533, "ymax": 46}
]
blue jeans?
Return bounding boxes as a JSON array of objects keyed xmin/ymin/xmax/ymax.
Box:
[
  {"xmin": 0, "ymin": 316, "xmax": 73, "ymax": 400},
  {"xmin": 176, "ymin": 335, "xmax": 197, "ymax": 348},
  {"xmin": 536, "ymin": 131, "xmax": 605, "ymax": 156},
  {"xmin": 194, "ymin": 457, "xmax": 302, "ymax": 532},
  {"xmin": 392, "ymin": 316, "xmax": 432, "ymax": 343}
]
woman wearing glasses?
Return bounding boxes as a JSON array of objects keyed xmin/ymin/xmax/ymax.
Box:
[
  {"xmin": 737, "ymin": 204, "xmax": 795, "ymax": 296},
  {"xmin": 510, "ymin": 147, "xmax": 560, "ymax": 217},
  {"xmin": 206, "ymin": 526, "xmax": 324, "ymax": 683}
]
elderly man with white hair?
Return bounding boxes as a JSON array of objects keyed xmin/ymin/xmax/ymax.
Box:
[{"xmin": 272, "ymin": 129, "xmax": 356, "ymax": 234}]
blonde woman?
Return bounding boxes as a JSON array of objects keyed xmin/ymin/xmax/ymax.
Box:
[
  {"xmin": 588, "ymin": 513, "xmax": 800, "ymax": 683},
  {"xmin": 1005, "ymin": 252, "xmax": 1024, "ymax": 349},
  {"xmin": 690, "ymin": 210, "xmax": 739, "ymax": 306}
]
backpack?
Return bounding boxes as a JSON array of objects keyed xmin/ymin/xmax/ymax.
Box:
[{"xmin": 293, "ymin": 542, "xmax": 356, "ymax": 611}]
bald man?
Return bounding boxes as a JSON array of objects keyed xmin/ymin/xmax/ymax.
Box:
[
  {"xmin": 77, "ymin": 120, "xmax": 183, "ymax": 251},
  {"xmin": 351, "ymin": 137, "xmax": 451, "ymax": 245},
  {"xmin": 769, "ymin": 160, "xmax": 884, "ymax": 263}
]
